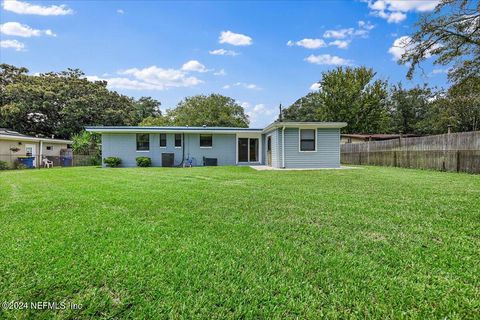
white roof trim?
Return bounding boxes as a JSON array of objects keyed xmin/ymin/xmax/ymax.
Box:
[
  {"xmin": 262, "ymin": 122, "xmax": 347, "ymax": 133},
  {"xmin": 85, "ymin": 128, "xmax": 262, "ymax": 134},
  {"xmin": 0, "ymin": 134, "xmax": 72, "ymax": 144}
]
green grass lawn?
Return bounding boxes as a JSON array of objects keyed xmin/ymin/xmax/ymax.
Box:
[{"xmin": 0, "ymin": 166, "xmax": 479, "ymax": 319}]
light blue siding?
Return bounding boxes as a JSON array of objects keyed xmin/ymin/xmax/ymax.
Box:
[
  {"xmin": 102, "ymin": 133, "xmax": 235, "ymax": 167},
  {"xmin": 283, "ymin": 128, "xmax": 340, "ymax": 168},
  {"xmin": 101, "ymin": 126, "xmax": 341, "ymax": 168},
  {"xmin": 265, "ymin": 129, "xmax": 282, "ymax": 168}
]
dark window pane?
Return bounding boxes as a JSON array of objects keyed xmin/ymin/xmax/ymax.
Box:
[
  {"xmin": 300, "ymin": 129, "xmax": 316, "ymax": 151},
  {"xmin": 300, "ymin": 140, "xmax": 315, "ymax": 151},
  {"xmin": 249, "ymin": 138, "xmax": 258, "ymax": 162},
  {"xmin": 200, "ymin": 134, "xmax": 212, "ymax": 147},
  {"xmin": 301, "ymin": 129, "xmax": 315, "ymax": 140},
  {"xmin": 136, "ymin": 133, "xmax": 149, "ymax": 151},
  {"xmin": 159, "ymin": 133, "xmax": 167, "ymax": 147},
  {"xmin": 175, "ymin": 134, "xmax": 182, "ymax": 147}
]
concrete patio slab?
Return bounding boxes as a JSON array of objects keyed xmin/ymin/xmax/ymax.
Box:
[{"xmin": 250, "ymin": 165, "xmax": 361, "ymax": 171}]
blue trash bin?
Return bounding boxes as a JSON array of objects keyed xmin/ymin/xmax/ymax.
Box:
[
  {"xmin": 61, "ymin": 157, "xmax": 72, "ymax": 166},
  {"xmin": 18, "ymin": 157, "xmax": 35, "ymax": 168}
]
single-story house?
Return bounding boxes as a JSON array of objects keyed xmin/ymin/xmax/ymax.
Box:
[
  {"xmin": 0, "ymin": 128, "xmax": 72, "ymax": 168},
  {"xmin": 341, "ymin": 133, "xmax": 420, "ymax": 144},
  {"xmin": 86, "ymin": 121, "xmax": 347, "ymax": 169}
]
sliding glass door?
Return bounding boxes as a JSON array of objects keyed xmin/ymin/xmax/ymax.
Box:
[{"xmin": 238, "ymin": 138, "xmax": 259, "ymax": 163}]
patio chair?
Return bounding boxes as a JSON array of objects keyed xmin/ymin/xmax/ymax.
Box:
[{"xmin": 42, "ymin": 157, "xmax": 54, "ymax": 168}]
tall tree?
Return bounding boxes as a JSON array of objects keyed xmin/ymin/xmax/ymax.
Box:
[
  {"xmin": 388, "ymin": 84, "xmax": 435, "ymax": 134},
  {"xmin": 166, "ymin": 94, "xmax": 249, "ymax": 127},
  {"xmin": 0, "ymin": 64, "xmax": 148, "ymax": 139},
  {"xmin": 423, "ymin": 76, "xmax": 480, "ymax": 133},
  {"xmin": 400, "ymin": 0, "xmax": 480, "ymax": 83},
  {"xmin": 283, "ymin": 67, "xmax": 389, "ymax": 133},
  {"xmin": 132, "ymin": 97, "xmax": 162, "ymax": 125}
]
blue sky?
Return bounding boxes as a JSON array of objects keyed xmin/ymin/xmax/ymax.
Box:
[{"xmin": 0, "ymin": 0, "xmax": 448, "ymax": 127}]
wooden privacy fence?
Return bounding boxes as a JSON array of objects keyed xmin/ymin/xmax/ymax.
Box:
[{"xmin": 341, "ymin": 131, "xmax": 480, "ymax": 174}]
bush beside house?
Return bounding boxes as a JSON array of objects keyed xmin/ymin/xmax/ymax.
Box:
[{"xmin": 103, "ymin": 157, "xmax": 122, "ymax": 167}]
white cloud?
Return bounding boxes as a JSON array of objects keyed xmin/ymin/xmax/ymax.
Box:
[
  {"xmin": 209, "ymin": 48, "xmax": 239, "ymax": 56},
  {"xmin": 87, "ymin": 65, "xmax": 204, "ymax": 91},
  {"xmin": 329, "ymin": 40, "xmax": 350, "ymax": 49},
  {"xmin": 431, "ymin": 68, "xmax": 448, "ymax": 74},
  {"xmin": 219, "ymin": 30, "xmax": 252, "ymax": 46},
  {"xmin": 240, "ymin": 101, "xmax": 276, "ymax": 128},
  {"xmin": 0, "ymin": 22, "xmax": 56, "ymax": 37},
  {"xmin": 117, "ymin": 9, "xmax": 124, "ymax": 14},
  {"xmin": 323, "ymin": 20, "xmax": 374, "ymax": 39},
  {"xmin": 310, "ymin": 82, "xmax": 321, "ymax": 91},
  {"xmin": 223, "ymin": 82, "xmax": 260, "ymax": 90},
  {"xmin": 213, "ymin": 69, "xmax": 226, "ymax": 76},
  {"xmin": 388, "ymin": 35, "xmax": 441, "ymax": 61},
  {"xmin": 2, "ymin": 0, "xmax": 73, "ymax": 16},
  {"xmin": 0, "ymin": 39, "xmax": 25, "ymax": 51},
  {"xmin": 388, "ymin": 35, "xmax": 411, "ymax": 60},
  {"xmin": 366, "ymin": 0, "xmax": 439, "ymax": 24},
  {"xmin": 181, "ymin": 60, "xmax": 208, "ymax": 73},
  {"xmin": 305, "ymin": 54, "xmax": 352, "ymax": 66},
  {"xmin": 287, "ymin": 38, "xmax": 326, "ymax": 49}
]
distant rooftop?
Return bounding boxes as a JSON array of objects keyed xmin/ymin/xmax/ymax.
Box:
[{"xmin": 0, "ymin": 128, "xmax": 72, "ymax": 143}]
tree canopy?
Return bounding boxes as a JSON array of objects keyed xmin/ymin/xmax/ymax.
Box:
[
  {"xmin": 400, "ymin": 0, "xmax": 480, "ymax": 83},
  {"xmin": 283, "ymin": 67, "xmax": 389, "ymax": 134},
  {"xmin": 0, "ymin": 64, "xmax": 160, "ymax": 139},
  {"xmin": 141, "ymin": 94, "xmax": 249, "ymax": 128}
]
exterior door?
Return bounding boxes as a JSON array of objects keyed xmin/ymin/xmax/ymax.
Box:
[
  {"xmin": 267, "ymin": 136, "xmax": 272, "ymax": 166},
  {"xmin": 25, "ymin": 144, "xmax": 36, "ymax": 167},
  {"xmin": 238, "ymin": 138, "xmax": 249, "ymax": 162}
]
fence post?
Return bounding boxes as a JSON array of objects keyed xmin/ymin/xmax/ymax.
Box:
[
  {"xmin": 393, "ymin": 151, "xmax": 397, "ymax": 167},
  {"xmin": 367, "ymin": 140, "xmax": 370, "ymax": 165},
  {"xmin": 456, "ymin": 150, "xmax": 461, "ymax": 172}
]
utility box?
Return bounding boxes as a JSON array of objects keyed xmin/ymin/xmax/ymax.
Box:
[
  {"xmin": 203, "ymin": 157, "xmax": 218, "ymax": 166},
  {"xmin": 162, "ymin": 153, "xmax": 174, "ymax": 167}
]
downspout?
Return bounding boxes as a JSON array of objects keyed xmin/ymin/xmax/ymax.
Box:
[
  {"xmin": 281, "ymin": 126, "xmax": 285, "ymax": 168},
  {"xmin": 39, "ymin": 140, "xmax": 42, "ymax": 169}
]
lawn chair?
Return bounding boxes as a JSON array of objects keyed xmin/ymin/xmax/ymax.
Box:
[{"xmin": 42, "ymin": 157, "xmax": 54, "ymax": 168}]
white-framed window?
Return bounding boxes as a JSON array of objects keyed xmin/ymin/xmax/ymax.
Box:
[
  {"xmin": 174, "ymin": 134, "xmax": 182, "ymax": 148},
  {"xmin": 136, "ymin": 133, "xmax": 149, "ymax": 151},
  {"xmin": 159, "ymin": 133, "xmax": 167, "ymax": 147},
  {"xmin": 299, "ymin": 129, "xmax": 316, "ymax": 152},
  {"xmin": 200, "ymin": 134, "xmax": 213, "ymax": 148}
]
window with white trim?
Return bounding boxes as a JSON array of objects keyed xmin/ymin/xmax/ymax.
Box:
[
  {"xmin": 300, "ymin": 129, "xmax": 316, "ymax": 151},
  {"xmin": 200, "ymin": 134, "xmax": 213, "ymax": 147},
  {"xmin": 159, "ymin": 133, "xmax": 167, "ymax": 147},
  {"xmin": 174, "ymin": 134, "xmax": 182, "ymax": 148},
  {"xmin": 136, "ymin": 133, "xmax": 149, "ymax": 151}
]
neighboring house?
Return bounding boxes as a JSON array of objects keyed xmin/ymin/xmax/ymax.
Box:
[
  {"xmin": 86, "ymin": 121, "xmax": 347, "ymax": 169},
  {"xmin": 341, "ymin": 133, "xmax": 420, "ymax": 144},
  {"xmin": 0, "ymin": 128, "xmax": 72, "ymax": 168}
]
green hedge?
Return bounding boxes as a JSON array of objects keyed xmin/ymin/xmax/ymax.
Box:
[
  {"xmin": 103, "ymin": 157, "xmax": 122, "ymax": 167},
  {"xmin": 136, "ymin": 157, "xmax": 152, "ymax": 167}
]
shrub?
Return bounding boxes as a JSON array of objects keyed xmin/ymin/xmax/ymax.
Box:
[
  {"xmin": 0, "ymin": 161, "xmax": 9, "ymax": 170},
  {"xmin": 13, "ymin": 161, "xmax": 26, "ymax": 170},
  {"xmin": 103, "ymin": 157, "xmax": 122, "ymax": 167},
  {"xmin": 136, "ymin": 157, "xmax": 152, "ymax": 167}
]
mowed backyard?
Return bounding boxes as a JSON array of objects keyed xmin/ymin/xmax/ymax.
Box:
[{"xmin": 0, "ymin": 166, "xmax": 478, "ymax": 319}]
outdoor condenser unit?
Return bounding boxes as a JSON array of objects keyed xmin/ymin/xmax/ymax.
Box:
[{"xmin": 162, "ymin": 153, "xmax": 174, "ymax": 167}]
